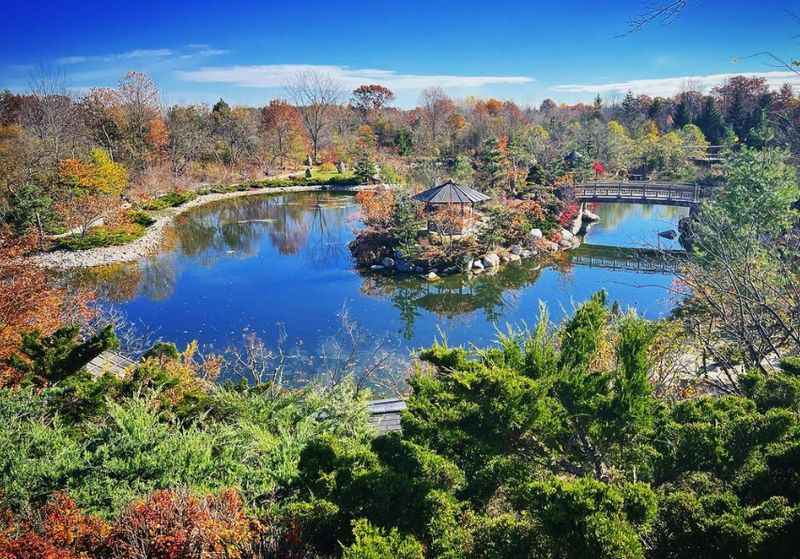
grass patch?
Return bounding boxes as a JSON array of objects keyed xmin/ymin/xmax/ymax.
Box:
[
  {"xmin": 54, "ymin": 223, "xmax": 147, "ymax": 251},
  {"xmin": 140, "ymin": 190, "xmax": 198, "ymax": 210}
]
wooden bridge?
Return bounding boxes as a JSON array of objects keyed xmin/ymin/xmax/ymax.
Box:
[
  {"xmin": 574, "ymin": 180, "xmax": 713, "ymax": 207},
  {"xmin": 571, "ymin": 244, "xmax": 686, "ymax": 274}
]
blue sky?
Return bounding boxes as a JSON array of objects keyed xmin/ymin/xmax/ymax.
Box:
[{"xmin": 2, "ymin": 0, "xmax": 798, "ymax": 107}]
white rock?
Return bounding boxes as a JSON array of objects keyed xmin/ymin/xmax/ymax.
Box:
[
  {"xmin": 425, "ymin": 271, "xmax": 440, "ymax": 281},
  {"xmin": 370, "ymin": 264, "xmax": 385, "ymax": 271},
  {"xmin": 472, "ymin": 260, "xmax": 485, "ymax": 270},
  {"xmin": 560, "ymin": 228, "xmax": 574, "ymax": 241},
  {"xmin": 583, "ymin": 209, "xmax": 600, "ymax": 222},
  {"xmin": 528, "ymin": 228, "xmax": 543, "ymax": 240},
  {"xmin": 482, "ymin": 253, "xmax": 501, "ymax": 268},
  {"xmin": 510, "ymin": 244, "xmax": 523, "ymax": 256},
  {"xmin": 559, "ymin": 239, "xmax": 573, "ymax": 249}
]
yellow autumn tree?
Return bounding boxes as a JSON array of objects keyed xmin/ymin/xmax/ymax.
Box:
[{"xmin": 58, "ymin": 148, "xmax": 129, "ymax": 235}]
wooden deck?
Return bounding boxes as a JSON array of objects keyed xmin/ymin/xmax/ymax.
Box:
[
  {"xmin": 367, "ymin": 398, "xmax": 406, "ymax": 434},
  {"xmin": 85, "ymin": 350, "xmax": 136, "ymax": 377}
]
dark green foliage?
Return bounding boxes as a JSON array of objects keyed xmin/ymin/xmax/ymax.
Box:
[
  {"xmin": 390, "ymin": 194, "xmax": 422, "ymax": 259},
  {"xmin": 7, "ymin": 325, "xmax": 118, "ymax": 385},
  {"xmin": 477, "ymin": 137, "xmax": 506, "ymax": 191},
  {"xmin": 142, "ymin": 341, "xmax": 180, "ymax": 362},
  {"xmin": 294, "ymin": 433, "xmax": 464, "ymax": 555},
  {"xmin": 696, "ymin": 97, "xmax": 726, "ymax": 145},
  {"xmin": 2, "ymin": 182, "xmax": 55, "ymax": 235},
  {"xmin": 128, "ymin": 209, "xmax": 156, "ymax": 227}
]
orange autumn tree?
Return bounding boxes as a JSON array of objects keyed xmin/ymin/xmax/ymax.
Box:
[
  {"xmin": 355, "ymin": 189, "xmax": 395, "ymax": 229},
  {"xmin": 0, "ymin": 231, "xmax": 94, "ymax": 385},
  {"xmin": 260, "ymin": 99, "xmax": 307, "ymax": 171},
  {"xmin": 57, "ymin": 148, "xmax": 128, "ymax": 236}
]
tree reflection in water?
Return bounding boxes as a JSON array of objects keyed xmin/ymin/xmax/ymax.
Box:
[
  {"xmin": 72, "ymin": 192, "xmax": 358, "ymax": 303},
  {"xmin": 360, "ymin": 257, "xmax": 574, "ymax": 340}
]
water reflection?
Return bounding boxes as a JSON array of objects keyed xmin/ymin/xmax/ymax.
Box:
[{"xmin": 78, "ymin": 196, "xmax": 684, "ymax": 359}]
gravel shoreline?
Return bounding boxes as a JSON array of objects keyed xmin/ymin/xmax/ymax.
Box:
[{"xmin": 30, "ymin": 184, "xmax": 383, "ymax": 269}]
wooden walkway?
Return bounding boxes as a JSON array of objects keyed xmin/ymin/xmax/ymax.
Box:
[
  {"xmin": 85, "ymin": 350, "xmax": 136, "ymax": 377},
  {"xmin": 574, "ymin": 180, "xmax": 712, "ymax": 207},
  {"xmin": 367, "ymin": 398, "xmax": 406, "ymax": 434}
]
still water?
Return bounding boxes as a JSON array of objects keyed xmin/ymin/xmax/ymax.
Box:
[{"xmin": 85, "ymin": 192, "xmax": 687, "ymax": 359}]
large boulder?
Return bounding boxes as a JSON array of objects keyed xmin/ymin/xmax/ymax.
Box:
[
  {"xmin": 528, "ymin": 228, "xmax": 544, "ymax": 240},
  {"xmin": 482, "ymin": 253, "xmax": 501, "ymax": 268}
]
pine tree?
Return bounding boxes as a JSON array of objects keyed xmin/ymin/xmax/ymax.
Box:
[
  {"xmin": 354, "ymin": 151, "xmax": 378, "ymax": 184},
  {"xmin": 477, "ymin": 137, "xmax": 506, "ymax": 191},
  {"xmin": 673, "ymin": 99, "xmax": 691, "ymax": 128},
  {"xmin": 696, "ymin": 97, "xmax": 726, "ymax": 145}
]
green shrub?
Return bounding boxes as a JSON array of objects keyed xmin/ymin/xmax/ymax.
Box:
[
  {"xmin": 128, "ymin": 209, "xmax": 156, "ymax": 227},
  {"xmin": 55, "ymin": 223, "xmax": 147, "ymax": 251},
  {"xmin": 341, "ymin": 519, "xmax": 424, "ymax": 559},
  {"xmin": 141, "ymin": 190, "xmax": 197, "ymax": 210}
]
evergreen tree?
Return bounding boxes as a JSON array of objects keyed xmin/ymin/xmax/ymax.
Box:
[
  {"xmin": 673, "ymin": 98, "xmax": 691, "ymax": 128},
  {"xmin": 696, "ymin": 97, "xmax": 726, "ymax": 145},
  {"xmin": 390, "ymin": 194, "xmax": 421, "ymax": 259},
  {"xmin": 592, "ymin": 94, "xmax": 604, "ymax": 120},
  {"xmin": 354, "ymin": 150, "xmax": 378, "ymax": 184},
  {"xmin": 8, "ymin": 325, "xmax": 118, "ymax": 385},
  {"xmin": 477, "ymin": 137, "xmax": 506, "ymax": 191}
]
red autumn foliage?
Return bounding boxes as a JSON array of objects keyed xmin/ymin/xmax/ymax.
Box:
[
  {"xmin": 559, "ymin": 201, "xmax": 580, "ymax": 228},
  {"xmin": 110, "ymin": 489, "xmax": 253, "ymax": 559},
  {"xmin": 0, "ymin": 493, "xmax": 110, "ymax": 559},
  {"xmin": 593, "ymin": 161, "xmax": 606, "ymax": 176}
]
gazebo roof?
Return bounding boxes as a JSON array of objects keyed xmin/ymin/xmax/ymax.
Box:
[{"xmin": 412, "ymin": 180, "xmax": 490, "ymax": 205}]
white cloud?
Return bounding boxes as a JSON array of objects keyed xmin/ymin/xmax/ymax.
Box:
[
  {"xmin": 57, "ymin": 49, "xmax": 174, "ymax": 65},
  {"xmin": 54, "ymin": 47, "xmax": 231, "ymax": 66},
  {"xmin": 180, "ymin": 49, "xmax": 231, "ymax": 59},
  {"xmin": 177, "ymin": 64, "xmax": 534, "ymax": 90},
  {"xmin": 552, "ymin": 71, "xmax": 800, "ymax": 97}
]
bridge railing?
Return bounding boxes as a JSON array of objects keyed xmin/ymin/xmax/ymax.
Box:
[{"xmin": 573, "ymin": 180, "xmax": 710, "ymax": 204}]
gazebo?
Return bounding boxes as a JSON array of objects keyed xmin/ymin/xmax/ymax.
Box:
[{"xmin": 412, "ymin": 180, "xmax": 490, "ymax": 235}]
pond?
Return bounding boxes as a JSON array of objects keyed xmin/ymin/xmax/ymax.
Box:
[{"xmin": 83, "ymin": 192, "xmax": 687, "ymax": 377}]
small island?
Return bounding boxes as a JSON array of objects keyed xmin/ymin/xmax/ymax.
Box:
[{"xmin": 349, "ymin": 175, "xmax": 594, "ymax": 281}]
